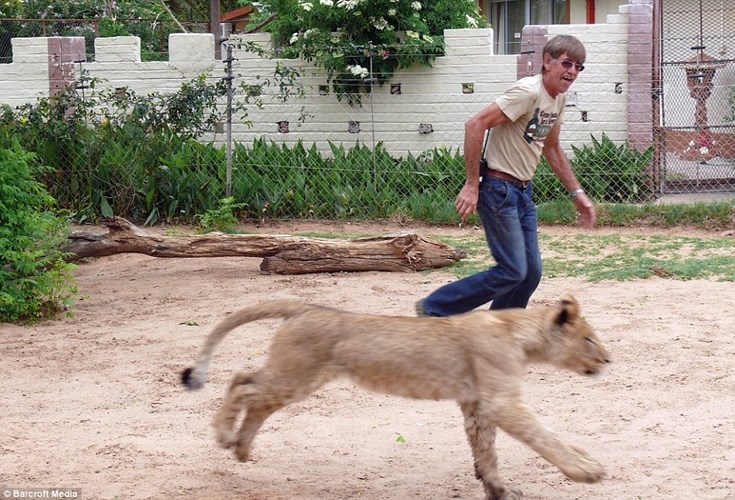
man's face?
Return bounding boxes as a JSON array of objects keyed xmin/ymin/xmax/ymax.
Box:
[{"xmin": 542, "ymin": 51, "xmax": 584, "ymax": 98}]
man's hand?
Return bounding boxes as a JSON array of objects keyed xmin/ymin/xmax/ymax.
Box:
[
  {"xmin": 573, "ymin": 193, "xmax": 596, "ymax": 228},
  {"xmin": 455, "ymin": 183, "xmax": 479, "ymax": 219}
]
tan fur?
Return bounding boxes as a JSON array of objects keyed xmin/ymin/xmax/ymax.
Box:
[{"xmin": 181, "ymin": 295, "xmax": 610, "ymax": 500}]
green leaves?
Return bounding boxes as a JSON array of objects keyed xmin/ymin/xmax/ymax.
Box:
[
  {"xmin": 0, "ymin": 142, "xmax": 77, "ymax": 322},
  {"xmin": 570, "ymin": 133, "xmax": 654, "ymax": 203},
  {"xmin": 251, "ymin": 0, "xmax": 482, "ymax": 102},
  {"xmin": 535, "ymin": 133, "xmax": 654, "ymax": 204}
]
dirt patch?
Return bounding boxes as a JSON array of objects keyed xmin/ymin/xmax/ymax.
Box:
[{"xmin": 2, "ymin": 222, "xmax": 734, "ymax": 500}]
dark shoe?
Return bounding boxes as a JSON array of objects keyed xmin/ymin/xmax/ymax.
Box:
[{"xmin": 415, "ymin": 299, "xmax": 428, "ymax": 317}]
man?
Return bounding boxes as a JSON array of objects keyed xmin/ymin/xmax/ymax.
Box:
[{"xmin": 416, "ymin": 34, "xmax": 595, "ymax": 317}]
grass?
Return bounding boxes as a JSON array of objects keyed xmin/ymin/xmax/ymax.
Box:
[
  {"xmin": 433, "ymin": 230, "xmax": 735, "ymax": 282},
  {"xmin": 421, "ymin": 200, "xmax": 735, "ymax": 282},
  {"xmin": 538, "ymin": 200, "xmax": 735, "ymax": 230},
  {"xmin": 214, "ymin": 200, "xmax": 735, "ymax": 283},
  {"xmin": 289, "ymin": 227, "xmax": 735, "ymax": 282}
]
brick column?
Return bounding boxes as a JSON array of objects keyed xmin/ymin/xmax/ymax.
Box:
[
  {"xmin": 47, "ymin": 37, "xmax": 86, "ymax": 96},
  {"xmin": 519, "ymin": 26, "xmax": 549, "ymax": 79},
  {"xmin": 624, "ymin": 0, "xmax": 655, "ymax": 151}
]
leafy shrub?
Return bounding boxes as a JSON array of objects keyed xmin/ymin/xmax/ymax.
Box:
[
  {"xmin": 0, "ymin": 143, "xmax": 77, "ymax": 323},
  {"xmin": 197, "ymin": 197, "xmax": 247, "ymax": 233},
  {"xmin": 570, "ymin": 133, "xmax": 653, "ymax": 203},
  {"xmin": 3, "ymin": 77, "xmax": 659, "ymax": 225},
  {"xmin": 256, "ymin": 0, "xmax": 483, "ymax": 103},
  {"xmin": 226, "ymin": 139, "xmax": 463, "ymax": 222},
  {"xmin": 535, "ymin": 133, "xmax": 654, "ymax": 203},
  {"xmin": 2, "ymin": 73, "xmax": 229, "ymax": 224}
]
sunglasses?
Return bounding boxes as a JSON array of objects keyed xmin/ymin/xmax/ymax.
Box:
[{"xmin": 559, "ymin": 59, "xmax": 585, "ymax": 72}]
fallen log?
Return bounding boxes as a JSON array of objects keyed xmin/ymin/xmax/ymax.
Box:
[{"xmin": 61, "ymin": 217, "xmax": 467, "ymax": 275}]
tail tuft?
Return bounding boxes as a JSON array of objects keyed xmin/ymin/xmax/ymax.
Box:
[{"xmin": 181, "ymin": 367, "xmax": 204, "ymax": 390}]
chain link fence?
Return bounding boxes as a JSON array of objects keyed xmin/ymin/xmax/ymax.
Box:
[
  {"xmin": 1, "ymin": 12, "xmax": 734, "ymax": 225},
  {"xmin": 657, "ymin": 0, "xmax": 735, "ymax": 194},
  {"xmin": 0, "ymin": 17, "xmax": 209, "ymax": 64}
]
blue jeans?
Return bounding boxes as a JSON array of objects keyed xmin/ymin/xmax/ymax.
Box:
[{"xmin": 422, "ymin": 177, "xmax": 542, "ymax": 316}]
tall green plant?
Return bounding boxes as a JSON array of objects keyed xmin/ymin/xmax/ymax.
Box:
[
  {"xmin": 0, "ymin": 143, "xmax": 77, "ymax": 323},
  {"xmin": 535, "ymin": 133, "xmax": 654, "ymax": 203},
  {"xmin": 570, "ymin": 133, "xmax": 653, "ymax": 203}
]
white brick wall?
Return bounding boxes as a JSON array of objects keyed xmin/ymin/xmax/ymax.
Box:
[{"xmin": 1, "ymin": 22, "xmax": 632, "ymax": 156}]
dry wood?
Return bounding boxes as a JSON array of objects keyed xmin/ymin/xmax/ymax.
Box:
[{"xmin": 61, "ymin": 217, "xmax": 467, "ymax": 275}]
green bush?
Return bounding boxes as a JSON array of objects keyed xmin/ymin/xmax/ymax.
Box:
[
  {"xmin": 2, "ymin": 75, "xmax": 661, "ymax": 226},
  {"xmin": 569, "ymin": 133, "xmax": 653, "ymax": 203},
  {"xmin": 0, "ymin": 143, "xmax": 77, "ymax": 323},
  {"xmin": 535, "ymin": 133, "xmax": 653, "ymax": 203},
  {"xmin": 1, "ymin": 73, "xmax": 229, "ymax": 224},
  {"xmin": 225, "ymin": 139, "xmax": 463, "ymax": 222}
]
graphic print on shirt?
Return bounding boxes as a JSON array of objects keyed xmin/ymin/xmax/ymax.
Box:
[{"xmin": 523, "ymin": 108, "xmax": 558, "ymax": 144}]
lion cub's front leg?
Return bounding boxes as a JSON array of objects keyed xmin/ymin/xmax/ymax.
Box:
[
  {"xmin": 461, "ymin": 402, "xmax": 523, "ymax": 500},
  {"xmin": 494, "ymin": 401, "xmax": 605, "ymax": 484}
]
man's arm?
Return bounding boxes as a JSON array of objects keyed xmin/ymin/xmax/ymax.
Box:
[
  {"xmin": 542, "ymin": 123, "xmax": 596, "ymax": 228},
  {"xmin": 455, "ymin": 103, "xmax": 509, "ymax": 219}
]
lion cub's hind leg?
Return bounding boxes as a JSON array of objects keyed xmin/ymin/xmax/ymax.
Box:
[
  {"xmin": 213, "ymin": 371, "xmax": 257, "ymax": 450},
  {"xmin": 217, "ymin": 363, "xmax": 334, "ymax": 462},
  {"xmin": 460, "ymin": 402, "xmax": 523, "ymax": 500}
]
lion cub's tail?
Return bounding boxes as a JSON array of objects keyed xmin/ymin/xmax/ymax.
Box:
[{"xmin": 181, "ymin": 299, "xmax": 318, "ymax": 390}]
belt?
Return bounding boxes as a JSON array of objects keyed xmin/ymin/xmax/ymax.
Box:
[{"xmin": 484, "ymin": 168, "xmax": 530, "ymax": 188}]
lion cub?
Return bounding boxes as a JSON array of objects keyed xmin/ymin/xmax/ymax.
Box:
[{"xmin": 182, "ymin": 295, "xmax": 610, "ymax": 500}]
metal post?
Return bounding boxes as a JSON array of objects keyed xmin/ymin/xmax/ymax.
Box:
[{"xmin": 223, "ymin": 41, "xmax": 234, "ymax": 197}]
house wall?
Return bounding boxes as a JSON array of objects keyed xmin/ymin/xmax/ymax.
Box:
[{"xmin": 0, "ymin": 15, "xmax": 636, "ymax": 158}]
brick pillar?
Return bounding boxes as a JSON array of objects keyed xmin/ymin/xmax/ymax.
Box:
[
  {"xmin": 519, "ymin": 26, "xmax": 548, "ymax": 79},
  {"xmin": 47, "ymin": 37, "xmax": 86, "ymax": 96},
  {"xmin": 625, "ymin": 0, "xmax": 655, "ymax": 151}
]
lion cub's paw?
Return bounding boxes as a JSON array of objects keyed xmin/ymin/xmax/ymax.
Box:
[
  {"xmin": 234, "ymin": 442, "xmax": 251, "ymax": 462},
  {"xmin": 560, "ymin": 446, "xmax": 606, "ymax": 483},
  {"xmin": 490, "ymin": 486, "xmax": 523, "ymax": 500},
  {"xmin": 214, "ymin": 427, "xmax": 238, "ymax": 449}
]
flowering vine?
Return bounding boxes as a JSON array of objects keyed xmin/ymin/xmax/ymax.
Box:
[{"xmin": 246, "ymin": 0, "xmax": 482, "ymax": 103}]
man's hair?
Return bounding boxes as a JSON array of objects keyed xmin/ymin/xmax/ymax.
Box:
[{"xmin": 542, "ymin": 35, "xmax": 586, "ymax": 73}]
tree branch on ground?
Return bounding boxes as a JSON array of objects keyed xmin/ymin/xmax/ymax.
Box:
[{"xmin": 61, "ymin": 217, "xmax": 467, "ymax": 275}]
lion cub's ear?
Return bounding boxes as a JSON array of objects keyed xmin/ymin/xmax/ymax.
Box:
[{"xmin": 554, "ymin": 295, "xmax": 580, "ymax": 326}]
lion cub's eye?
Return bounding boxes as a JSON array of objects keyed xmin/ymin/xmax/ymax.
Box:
[{"xmin": 585, "ymin": 337, "xmax": 596, "ymax": 345}]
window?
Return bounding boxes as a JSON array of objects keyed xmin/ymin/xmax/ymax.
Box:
[{"xmin": 485, "ymin": 0, "xmax": 568, "ymax": 55}]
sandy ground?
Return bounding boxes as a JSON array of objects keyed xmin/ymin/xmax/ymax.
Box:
[{"xmin": 1, "ymin": 221, "xmax": 734, "ymax": 500}]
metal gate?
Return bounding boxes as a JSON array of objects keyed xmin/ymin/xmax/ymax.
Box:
[{"xmin": 658, "ymin": 0, "xmax": 735, "ymax": 194}]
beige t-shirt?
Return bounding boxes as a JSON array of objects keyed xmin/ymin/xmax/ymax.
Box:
[{"xmin": 485, "ymin": 74, "xmax": 567, "ymax": 181}]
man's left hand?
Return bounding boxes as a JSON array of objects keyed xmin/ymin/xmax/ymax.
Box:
[{"xmin": 574, "ymin": 194, "xmax": 596, "ymax": 228}]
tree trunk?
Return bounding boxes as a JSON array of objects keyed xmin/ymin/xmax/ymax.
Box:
[{"xmin": 61, "ymin": 217, "xmax": 467, "ymax": 275}]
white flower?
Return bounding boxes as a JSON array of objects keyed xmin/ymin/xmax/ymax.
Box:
[
  {"xmin": 347, "ymin": 64, "xmax": 369, "ymax": 78},
  {"xmin": 304, "ymin": 28, "xmax": 318, "ymax": 38},
  {"xmin": 374, "ymin": 17, "xmax": 388, "ymax": 30},
  {"xmin": 411, "ymin": 1, "xmax": 422, "ymax": 10},
  {"xmin": 699, "ymin": 147, "xmax": 709, "ymax": 155},
  {"xmin": 466, "ymin": 14, "xmax": 478, "ymax": 28},
  {"xmin": 423, "ymin": 35, "xmax": 434, "ymax": 44},
  {"xmin": 336, "ymin": 0, "xmax": 358, "ymax": 9},
  {"xmin": 320, "ymin": 0, "xmax": 334, "ymax": 5},
  {"xmin": 388, "ymin": 8, "xmax": 396, "ymax": 16},
  {"xmin": 289, "ymin": 32, "xmax": 301, "ymax": 44},
  {"xmin": 300, "ymin": 1, "xmax": 313, "ymax": 11},
  {"xmin": 406, "ymin": 30, "xmax": 419, "ymax": 39}
]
